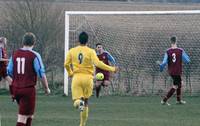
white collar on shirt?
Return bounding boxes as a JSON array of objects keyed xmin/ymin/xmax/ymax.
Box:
[{"xmin": 21, "ymin": 46, "xmax": 33, "ymax": 50}]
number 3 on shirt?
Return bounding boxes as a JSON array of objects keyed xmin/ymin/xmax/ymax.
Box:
[
  {"xmin": 16, "ymin": 57, "xmax": 25, "ymax": 74},
  {"xmin": 78, "ymin": 53, "xmax": 83, "ymax": 64},
  {"xmin": 172, "ymin": 53, "xmax": 176, "ymax": 63}
]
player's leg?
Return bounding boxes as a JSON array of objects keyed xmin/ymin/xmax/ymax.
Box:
[
  {"xmin": 163, "ymin": 86, "xmax": 177, "ymax": 103},
  {"xmin": 24, "ymin": 88, "xmax": 35, "ymax": 126},
  {"xmin": 2, "ymin": 69, "xmax": 14, "ymax": 100},
  {"xmin": 176, "ymin": 85, "xmax": 186, "ymax": 104},
  {"xmin": 175, "ymin": 76, "xmax": 186, "ymax": 104},
  {"xmin": 80, "ymin": 98, "xmax": 89, "ymax": 126},
  {"xmin": 72, "ymin": 75, "xmax": 84, "ymax": 110},
  {"xmin": 74, "ymin": 97, "xmax": 85, "ymax": 111},
  {"xmin": 176, "ymin": 76, "xmax": 182, "ymax": 102},
  {"xmin": 101, "ymin": 72, "xmax": 111, "ymax": 96},
  {"xmin": 4, "ymin": 75, "xmax": 15, "ymax": 100},
  {"xmin": 16, "ymin": 87, "xmax": 36, "ymax": 126},
  {"xmin": 5, "ymin": 75, "xmax": 12, "ymax": 85},
  {"xmin": 95, "ymin": 80, "xmax": 103, "ymax": 98},
  {"xmin": 13, "ymin": 88, "xmax": 26, "ymax": 126},
  {"xmin": 102, "ymin": 80, "xmax": 111, "ymax": 96},
  {"xmin": 0, "ymin": 67, "xmax": 3, "ymax": 81},
  {"xmin": 161, "ymin": 75, "xmax": 177, "ymax": 105},
  {"xmin": 1, "ymin": 66, "xmax": 12, "ymax": 83},
  {"xmin": 80, "ymin": 75, "xmax": 93, "ymax": 126}
]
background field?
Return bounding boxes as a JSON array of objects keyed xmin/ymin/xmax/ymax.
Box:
[{"xmin": 1, "ymin": 95, "xmax": 200, "ymax": 126}]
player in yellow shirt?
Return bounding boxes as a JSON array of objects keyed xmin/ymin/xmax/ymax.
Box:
[{"xmin": 64, "ymin": 32, "xmax": 117, "ymax": 126}]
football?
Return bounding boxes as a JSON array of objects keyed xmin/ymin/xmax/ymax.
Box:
[{"xmin": 95, "ymin": 73, "xmax": 104, "ymax": 81}]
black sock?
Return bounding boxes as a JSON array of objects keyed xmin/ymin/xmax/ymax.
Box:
[
  {"xmin": 96, "ymin": 86, "xmax": 101, "ymax": 98},
  {"xmin": 16, "ymin": 122, "xmax": 25, "ymax": 126},
  {"xmin": 163, "ymin": 88, "xmax": 176, "ymax": 102}
]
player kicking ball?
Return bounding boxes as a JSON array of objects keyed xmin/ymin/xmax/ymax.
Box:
[
  {"xmin": 95, "ymin": 43, "xmax": 116, "ymax": 98},
  {"xmin": 159, "ymin": 36, "xmax": 190, "ymax": 106},
  {"xmin": 7, "ymin": 32, "xmax": 50, "ymax": 126},
  {"xmin": 64, "ymin": 32, "xmax": 117, "ymax": 126}
]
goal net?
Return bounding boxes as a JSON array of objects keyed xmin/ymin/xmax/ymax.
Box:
[{"xmin": 65, "ymin": 11, "xmax": 200, "ymax": 96}]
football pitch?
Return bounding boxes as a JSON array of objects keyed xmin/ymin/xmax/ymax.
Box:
[{"xmin": 0, "ymin": 95, "xmax": 200, "ymax": 126}]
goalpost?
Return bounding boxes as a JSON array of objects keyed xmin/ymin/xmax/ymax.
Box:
[{"xmin": 64, "ymin": 10, "xmax": 200, "ymax": 96}]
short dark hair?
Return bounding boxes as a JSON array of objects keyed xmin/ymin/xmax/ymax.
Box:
[
  {"xmin": 22, "ymin": 32, "xmax": 36, "ymax": 46},
  {"xmin": 96, "ymin": 43, "xmax": 102, "ymax": 47},
  {"xmin": 79, "ymin": 32, "xmax": 88, "ymax": 44},
  {"xmin": 170, "ymin": 36, "xmax": 177, "ymax": 44}
]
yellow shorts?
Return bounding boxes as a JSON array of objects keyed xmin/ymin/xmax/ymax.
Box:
[{"xmin": 71, "ymin": 73, "xmax": 93, "ymax": 100}]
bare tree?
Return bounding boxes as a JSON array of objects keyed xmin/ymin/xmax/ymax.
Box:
[
  {"xmin": 1, "ymin": 0, "xmax": 64, "ymax": 72},
  {"xmin": 0, "ymin": 0, "xmax": 65, "ymax": 93}
]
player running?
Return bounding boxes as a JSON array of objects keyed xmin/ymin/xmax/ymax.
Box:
[
  {"xmin": 64, "ymin": 32, "xmax": 117, "ymax": 126},
  {"xmin": 159, "ymin": 36, "xmax": 190, "ymax": 106},
  {"xmin": 95, "ymin": 43, "xmax": 116, "ymax": 98},
  {"xmin": 7, "ymin": 32, "xmax": 50, "ymax": 126}
]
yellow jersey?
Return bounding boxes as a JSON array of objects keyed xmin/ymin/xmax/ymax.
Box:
[{"xmin": 64, "ymin": 45, "xmax": 115, "ymax": 76}]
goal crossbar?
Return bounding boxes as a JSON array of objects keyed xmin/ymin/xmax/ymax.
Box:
[{"xmin": 65, "ymin": 10, "xmax": 200, "ymax": 15}]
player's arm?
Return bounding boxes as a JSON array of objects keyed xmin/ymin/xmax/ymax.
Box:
[
  {"xmin": 0, "ymin": 58, "xmax": 9, "ymax": 61},
  {"xmin": 64, "ymin": 51, "xmax": 73, "ymax": 77},
  {"xmin": 0, "ymin": 48, "xmax": 3, "ymax": 61},
  {"xmin": 160, "ymin": 53, "xmax": 168, "ymax": 72},
  {"xmin": 34, "ymin": 54, "xmax": 50, "ymax": 94},
  {"xmin": 6, "ymin": 56, "xmax": 13, "ymax": 82},
  {"xmin": 106, "ymin": 51, "xmax": 116, "ymax": 65},
  {"xmin": 182, "ymin": 50, "xmax": 190, "ymax": 64},
  {"xmin": 91, "ymin": 50, "xmax": 116, "ymax": 72},
  {"xmin": 7, "ymin": 56, "xmax": 14, "ymax": 78}
]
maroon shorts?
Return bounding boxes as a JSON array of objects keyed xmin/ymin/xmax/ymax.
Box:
[
  {"xmin": 13, "ymin": 86, "xmax": 36, "ymax": 115},
  {"xmin": 0, "ymin": 66, "xmax": 7, "ymax": 78},
  {"xmin": 170, "ymin": 75, "xmax": 182, "ymax": 86},
  {"xmin": 102, "ymin": 71, "xmax": 110, "ymax": 81}
]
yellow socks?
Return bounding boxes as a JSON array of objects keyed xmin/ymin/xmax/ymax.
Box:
[{"xmin": 80, "ymin": 107, "xmax": 89, "ymax": 126}]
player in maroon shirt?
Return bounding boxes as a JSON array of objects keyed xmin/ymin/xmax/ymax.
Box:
[
  {"xmin": 159, "ymin": 36, "xmax": 190, "ymax": 106},
  {"xmin": 95, "ymin": 43, "xmax": 116, "ymax": 98},
  {"xmin": 7, "ymin": 32, "xmax": 50, "ymax": 126},
  {"xmin": 0, "ymin": 37, "xmax": 12, "ymax": 88}
]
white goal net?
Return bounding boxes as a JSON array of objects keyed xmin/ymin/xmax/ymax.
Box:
[{"xmin": 65, "ymin": 11, "xmax": 200, "ymax": 96}]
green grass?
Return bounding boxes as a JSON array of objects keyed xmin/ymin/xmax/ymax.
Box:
[{"xmin": 0, "ymin": 95, "xmax": 200, "ymax": 126}]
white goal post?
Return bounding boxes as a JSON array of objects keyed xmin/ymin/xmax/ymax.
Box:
[{"xmin": 64, "ymin": 10, "xmax": 200, "ymax": 96}]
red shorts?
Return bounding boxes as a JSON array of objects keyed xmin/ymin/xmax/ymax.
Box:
[{"xmin": 13, "ymin": 86, "xmax": 36, "ymax": 115}]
